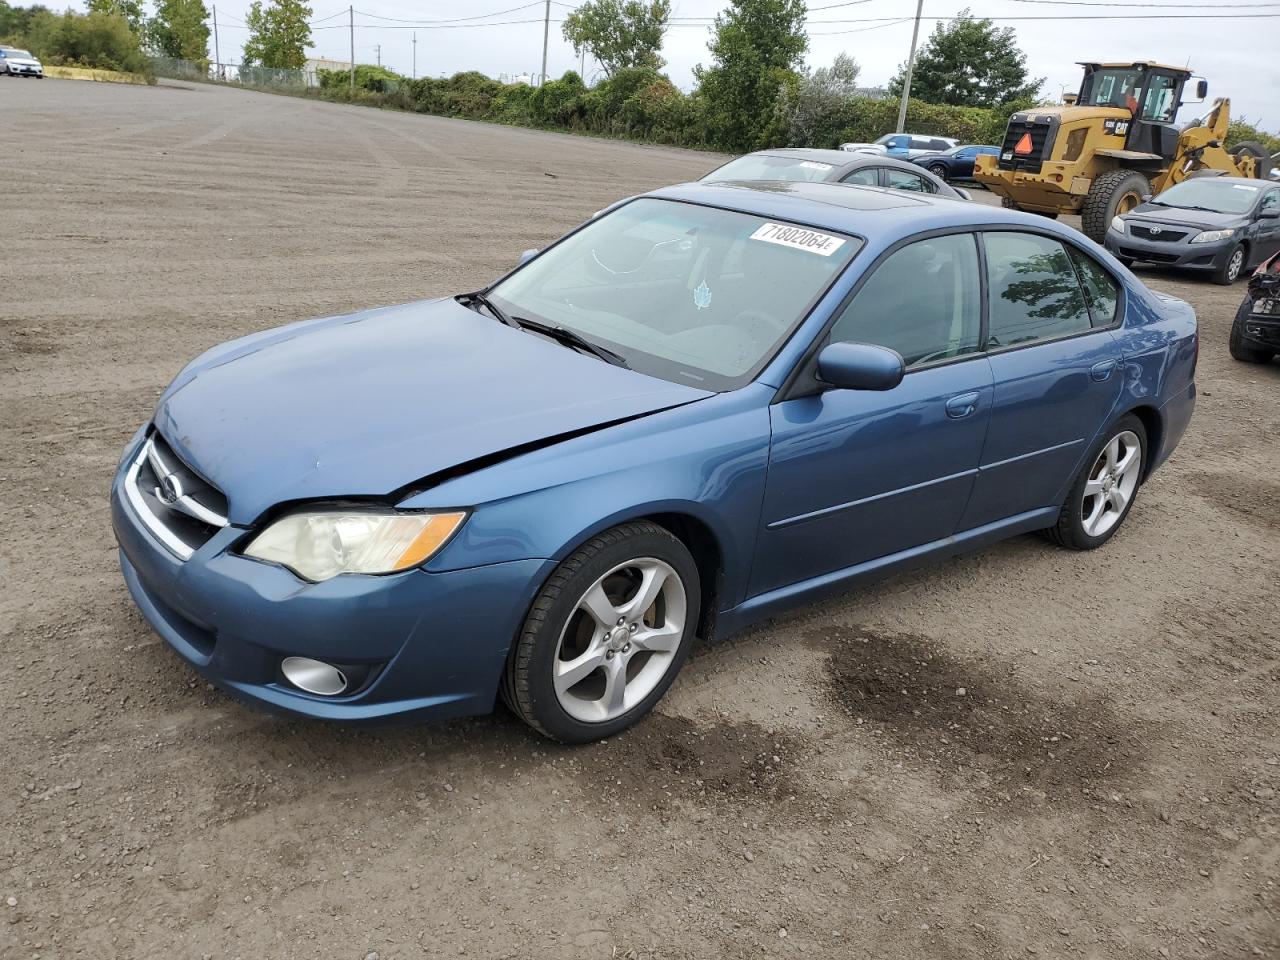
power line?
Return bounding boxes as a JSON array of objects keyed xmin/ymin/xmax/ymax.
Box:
[{"xmin": 351, "ymin": 2, "xmax": 547, "ymax": 23}]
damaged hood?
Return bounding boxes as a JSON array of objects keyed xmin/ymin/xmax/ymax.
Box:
[{"xmin": 155, "ymin": 298, "xmax": 711, "ymax": 524}]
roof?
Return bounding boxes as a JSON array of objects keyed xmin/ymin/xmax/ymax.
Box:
[
  {"xmin": 1078, "ymin": 61, "xmax": 1192, "ymax": 75},
  {"xmin": 744, "ymin": 149, "xmax": 950, "ymax": 177},
  {"xmin": 647, "ymin": 180, "xmax": 1039, "ymax": 245}
]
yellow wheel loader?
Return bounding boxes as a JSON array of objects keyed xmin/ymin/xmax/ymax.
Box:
[{"xmin": 974, "ymin": 63, "xmax": 1273, "ymax": 243}]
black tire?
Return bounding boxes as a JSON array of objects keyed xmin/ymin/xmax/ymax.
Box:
[
  {"xmin": 1212, "ymin": 243, "xmax": 1247, "ymax": 285},
  {"xmin": 928, "ymin": 162, "xmax": 948, "ymax": 180},
  {"xmin": 1229, "ymin": 297, "xmax": 1275, "ymax": 363},
  {"xmin": 1044, "ymin": 414, "xmax": 1147, "ymax": 551},
  {"xmin": 1082, "ymin": 169, "xmax": 1150, "ymax": 244},
  {"xmin": 501, "ymin": 521, "xmax": 700, "ymax": 744},
  {"xmin": 1229, "ymin": 141, "xmax": 1272, "ymax": 180}
]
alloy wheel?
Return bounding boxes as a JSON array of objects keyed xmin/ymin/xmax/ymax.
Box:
[
  {"xmin": 1081, "ymin": 430, "xmax": 1141, "ymax": 537},
  {"xmin": 1226, "ymin": 249, "xmax": 1244, "ymax": 282},
  {"xmin": 552, "ymin": 558, "xmax": 687, "ymax": 724}
]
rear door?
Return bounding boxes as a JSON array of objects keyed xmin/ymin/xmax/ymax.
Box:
[{"xmin": 959, "ymin": 232, "xmax": 1125, "ymax": 529}]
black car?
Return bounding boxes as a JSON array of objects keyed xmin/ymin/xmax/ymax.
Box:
[
  {"xmin": 910, "ymin": 144, "xmax": 1000, "ymax": 181},
  {"xmin": 1105, "ymin": 176, "xmax": 1280, "ymax": 285},
  {"xmin": 1230, "ymin": 250, "xmax": 1280, "ymax": 363},
  {"xmin": 701, "ymin": 149, "xmax": 970, "ymax": 201}
]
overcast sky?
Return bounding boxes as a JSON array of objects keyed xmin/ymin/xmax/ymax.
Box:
[{"xmin": 147, "ymin": 0, "xmax": 1280, "ymax": 129}]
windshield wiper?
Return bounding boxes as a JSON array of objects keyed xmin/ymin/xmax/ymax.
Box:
[
  {"xmin": 460, "ymin": 292, "xmax": 629, "ymax": 368},
  {"xmin": 461, "ymin": 291, "xmax": 519, "ymax": 328},
  {"xmin": 513, "ymin": 317, "xmax": 630, "ymax": 368}
]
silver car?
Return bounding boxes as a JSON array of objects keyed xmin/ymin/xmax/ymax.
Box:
[{"xmin": 0, "ymin": 47, "xmax": 44, "ymax": 78}]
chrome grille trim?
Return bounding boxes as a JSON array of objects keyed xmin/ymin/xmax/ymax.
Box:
[{"xmin": 123, "ymin": 438, "xmax": 228, "ymax": 560}]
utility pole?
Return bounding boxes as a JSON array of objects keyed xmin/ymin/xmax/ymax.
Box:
[
  {"xmin": 348, "ymin": 5, "xmax": 355, "ymax": 90},
  {"xmin": 374, "ymin": 43, "xmax": 381, "ymax": 67},
  {"xmin": 212, "ymin": 4, "xmax": 220, "ymax": 78},
  {"xmin": 412, "ymin": 32, "xmax": 417, "ymax": 79},
  {"xmin": 539, "ymin": 0, "xmax": 550, "ymax": 86},
  {"xmin": 896, "ymin": 0, "xmax": 924, "ymax": 134},
  {"xmin": 579, "ymin": 47, "xmax": 585, "ymax": 79}
]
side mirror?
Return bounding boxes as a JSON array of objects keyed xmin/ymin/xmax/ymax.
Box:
[
  {"xmin": 1141, "ymin": 194, "xmax": 1152, "ymax": 203},
  {"xmin": 517, "ymin": 248, "xmax": 538, "ymax": 267},
  {"xmin": 956, "ymin": 187, "xmax": 972, "ymax": 201},
  {"xmin": 1196, "ymin": 79, "xmax": 1209, "ymax": 100},
  {"xmin": 1260, "ymin": 208, "xmax": 1280, "ymax": 219},
  {"xmin": 816, "ymin": 342, "xmax": 905, "ymax": 392}
]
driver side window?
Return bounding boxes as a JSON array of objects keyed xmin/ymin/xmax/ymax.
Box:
[{"xmin": 829, "ymin": 233, "xmax": 982, "ymax": 368}]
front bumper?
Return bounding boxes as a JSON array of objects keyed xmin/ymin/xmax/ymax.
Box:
[
  {"xmin": 6, "ymin": 65, "xmax": 42, "ymax": 75},
  {"xmin": 1238, "ymin": 298, "xmax": 1280, "ymax": 349},
  {"xmin": 1105, "ymin": 228, "xmax": 1235, "ymax": 272},
  {"xmin": 111, "ymin": 434, "xmax": 554, "ymax": 724}
]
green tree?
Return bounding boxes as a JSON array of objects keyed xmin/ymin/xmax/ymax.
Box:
[
  {"xmin": 85, "ymin": 0, "xmax": 144, "ymax": 35},
  {"xmin": 149, "ymin": 0, "xmax": 210, "ymax": 61},
  {"xmin": 888, "ymin": 9, "xmax": 1042, "ymax": 109},
  {"xmin": 561, "ymin": 0, "xmax": 669, "ymax": 78},
  {"xmin": 695, "ymin": 0, "xmax": 807, "ymax": 150},
  {"xmin": 242, "ymin": 0, "xmax": 311, "ymax": 69}
]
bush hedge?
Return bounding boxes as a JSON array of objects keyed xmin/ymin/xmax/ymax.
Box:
[{"xmin": 285, "ymin": 65, "xmax": 1278, "ymax": 162}]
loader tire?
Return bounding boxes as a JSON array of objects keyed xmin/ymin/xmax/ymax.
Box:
[
  {"xmin": 1228, "ymin": 141, "xmax": 1272, "ymax": 180},
  {"xmin": 1082, "ymin": 169, "xmax": 1150, "ymax": 244}
]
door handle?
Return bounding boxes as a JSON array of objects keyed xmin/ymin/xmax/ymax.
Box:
[
  {"xmin": 1090, "ymin": 359, "xmax": 1118, "ymax": 381},
  {"xmin": 945, "ymin": 391, "xmax": 981, "ymax": 419}
]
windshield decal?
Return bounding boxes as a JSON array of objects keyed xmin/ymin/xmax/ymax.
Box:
[
  {"xmin": 798, "ymin": 161, "xmax": 834, "ymax": 171},
  {"xmin": 693, "ymin": 281, "xmax": 712, "ymax": 311},
  {"xmin": 1232, "ymin": 184, "xmax": 1260, "ymax": 191},
  {"xmin": 750, "ymin": 223, "xmax": 847, "ymax": 257}
]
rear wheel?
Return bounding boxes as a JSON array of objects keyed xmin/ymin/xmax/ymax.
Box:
[
  {"xmin": 1044, "ymin": 415, "xmax": 1147, "ymax": 550},
  {"xmin": 1229, "ymin": 297, "xmax": 1275, "ymax": 363},
  {"xmin": 1082, "ymin": 169, "xmax": 1150, "ymax": 244},
  {"xmin": 1229, "ymin": 141, "xmax": 1272, "ymax": 180},
  {"xmin": 1213, "ymin": 243, "xmax": 1247, "ymax": 285},
  {"xmin": 928, "ymin": 162, "xmax": 948, "ymax": 180},
  {"xmin": 502, "ymin": 521, "xmax": 700, "ymax": 743}
]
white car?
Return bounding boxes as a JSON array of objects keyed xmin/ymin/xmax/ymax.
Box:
[
  {"xmin": 0, "ymin": 46, "xmax": 44, "ymax": 78},
  {"xmin": 838, "ymin": 142, "xmax": 888, "ymax": 155}
]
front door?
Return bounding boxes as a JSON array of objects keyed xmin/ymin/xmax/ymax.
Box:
[{"xmin": 750, "ymin": 233, "xmax": 992, "ymax": 596}]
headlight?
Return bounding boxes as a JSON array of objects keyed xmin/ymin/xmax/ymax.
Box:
[
  {"xmin": 243, "ymin": 509, "xmax": 467, "ymax": 581},
  {"xmin": 1110, "ymin": 216, "xmax": 1126, "ymax": 233},
  {"xmin": 1190, "ymin": 228, "xmax": 1234, "ymax": 244}
]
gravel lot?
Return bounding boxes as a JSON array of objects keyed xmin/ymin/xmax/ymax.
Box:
[{"xmin": 3, "ymin": 78, "xmax": 1278, "ymax": 960}]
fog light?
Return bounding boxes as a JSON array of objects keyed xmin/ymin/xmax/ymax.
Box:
[{"xmin": 281, "ymin": 656, "xmax": 348, "ymax": 696}]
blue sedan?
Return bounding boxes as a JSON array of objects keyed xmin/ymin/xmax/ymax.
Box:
[
  {"xmin": 112, "ymin": 181, "xmax": 1198, "ymax": 743},
  {"xmin": 911, "ymin": 144, "xmax": 1001, "ymax": 181}
]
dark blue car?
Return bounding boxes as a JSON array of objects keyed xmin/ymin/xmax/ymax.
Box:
[
  {"xmin": 912, "ymin": 144, "xmax": 1001, "ymax": 182},
  {"xmin": 112, "ymin": 181, "xmax": 1197, "ymax": 743}
]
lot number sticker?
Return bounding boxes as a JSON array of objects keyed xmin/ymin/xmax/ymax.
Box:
[
  {"xmin": 750, "ymin": 222, "xmax": 846, "ymax": 256},
  {"xmin": 798, "ymin": 161, "xmax": 834, "ymax": 171}
]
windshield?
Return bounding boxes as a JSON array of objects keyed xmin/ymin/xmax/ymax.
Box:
[
  {"xmin": 4, "ymin": 49, "xmax": 34, "ymax": 58},
  {"xmin": 489, "ymin": 198, "xmax": 861, "ymax": 390},
  {"xmin": 1152, "ymin": 179, "xmax": 1261, "ymax": 215},
  {"xmin": 704, "ymin": 154, "xmax": 836, "ymax": 183}
]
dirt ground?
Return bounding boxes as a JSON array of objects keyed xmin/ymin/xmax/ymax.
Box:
[{"xmin": 3, "ymin": 78, "xmax": 1277, "ymax": 960}]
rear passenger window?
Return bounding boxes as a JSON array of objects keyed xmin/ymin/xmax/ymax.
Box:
[
  {"xmin": 842, "ymin": 167, "xmax": 879, "ymax": 186},
  {"xmin": 885, "ymin": 169, "xmax": 934, "ymax": 193},
  {"xmin": 829, "ymin": 233, "xmax": 982, "ymax": 367},
  {"xmin": 1068, "ymin": 247, "xmax": 1121, "ymax": 326},
  {"xmin": 984, "ymin": 232, "xmax": 1092, "ymax": 347}
]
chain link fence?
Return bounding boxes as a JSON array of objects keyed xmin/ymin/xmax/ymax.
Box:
[{"xmin": 150, "ymin": 56, "xmax": 309, "ymax": 89}]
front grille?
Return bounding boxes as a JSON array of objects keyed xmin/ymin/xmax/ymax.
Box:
[
  {"xmin": 1130, "ymin": 225, "xmax": 1188, "ymax": 243},
  {"xmin": 1119, "ymin": 246, "xmax": 1180, "ymax": 264},
  {"xmin": 997, "ymin": 115, "xmax": 1059, "ymax": 174},
  {"xmin": 124, "ymin": 432, "xmax": 228, "ymax": 559}
]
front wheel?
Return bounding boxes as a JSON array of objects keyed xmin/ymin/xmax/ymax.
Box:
[
  {"xmin": 928, "ymin": 162, "xmax": 948, "ymax": 180},
  {"xmin": 1044, "ymin": 415, "xmax": 1147, "ymax": 550},
  {"xmin": 1213, "ymin": 244, "xmax": 1247, "ymax": 285},
  {"xmin": 1082, "ymin": 169, "xmax": 1150, "ymax": 244},
  {"xmin": 502, "ymin": 521, "xmax": 700, "ymax": 743}
]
